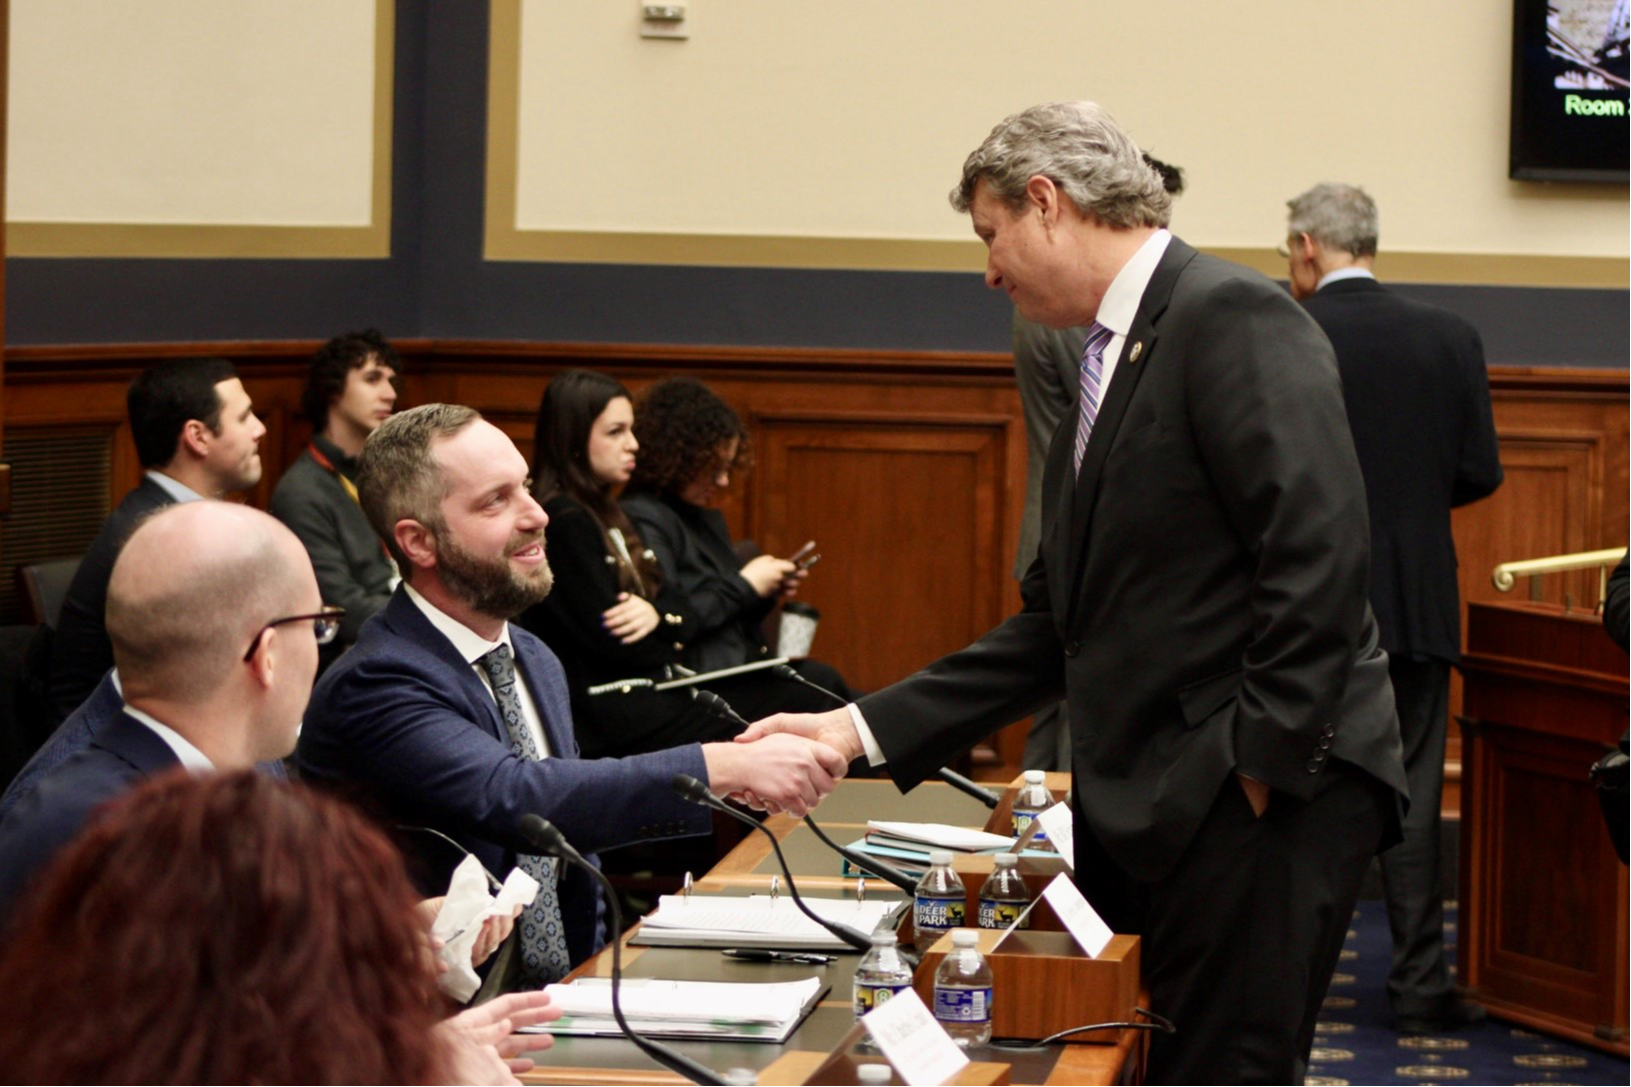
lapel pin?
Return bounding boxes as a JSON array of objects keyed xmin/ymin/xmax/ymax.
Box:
[{"xmin": 1127, "ymin": 341, "xmax": 1144, "ymax": 363}]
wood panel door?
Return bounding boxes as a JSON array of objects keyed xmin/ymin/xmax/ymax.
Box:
[{"xmin": 749, "ymin": 410, "xmax": 1015, "ymax": 697}]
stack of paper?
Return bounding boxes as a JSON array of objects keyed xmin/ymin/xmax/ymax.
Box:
[
  {"xmin": 535, "ymin": 977, "xmax": 827, "ymax": 1043},
  {"xmin": 865, "ymin": 820, "xmax": 1016, "ymax": 853},
  {"xmin": 629, "ymin": 894, "xmax": 899, "ymax": 950}
]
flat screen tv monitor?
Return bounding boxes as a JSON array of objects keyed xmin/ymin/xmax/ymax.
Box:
[{"xmin": 1510, "ymin": 0, "xmax": 1629, "ymax": 182}]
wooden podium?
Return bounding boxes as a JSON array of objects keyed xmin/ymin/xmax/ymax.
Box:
[{"xmin": 1458, "ymin": 600, "xmax": 1628, "ymax": 1055}]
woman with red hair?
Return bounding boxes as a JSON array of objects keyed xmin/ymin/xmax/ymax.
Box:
[{"xmin": 0, "ymin": 770, "xmax": 555, "ymax": 1085}]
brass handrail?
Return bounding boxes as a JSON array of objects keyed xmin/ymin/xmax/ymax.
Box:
[{"xmin": 1491, "ymin": 547, "xmax": 1627, "ymax": 606}]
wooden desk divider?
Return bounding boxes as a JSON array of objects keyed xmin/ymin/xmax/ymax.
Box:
[{"xmin": 914, "ymin": 928, "xmax": 1141, "ymax": 1046}]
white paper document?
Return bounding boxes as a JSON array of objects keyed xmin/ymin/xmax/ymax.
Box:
[
  {"xmin": 629, "ymin": 893, "xmax": 898, "ymax": 950},
  {"xmin": 534, "ymin": 976, "xmax": 826, "ymax": 1043},
  {"xmin": 862, "ymin": 987, "xmax": 970, "ymax": 1087},
  {"xmin": 866, "ymin": 820, "xmax": 1015, "ymax": 853}
]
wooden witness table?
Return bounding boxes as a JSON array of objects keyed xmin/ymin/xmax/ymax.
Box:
[{"xmin": 516, "ymin": 778, "xmax": 1145, "ymax": 1085}]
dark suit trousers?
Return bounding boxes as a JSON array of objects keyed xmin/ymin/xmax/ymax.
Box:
[
  {"xmin": 1377, "ymin": 655, "xmax": 1453, "ymax": 1017},
  {"xmin": 1077, "ymin": 762, "xmax": 1390, "ymax": 1085}
]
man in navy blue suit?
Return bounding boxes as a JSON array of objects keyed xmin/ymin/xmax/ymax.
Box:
[
  {"xmin": 1287, "ymin": 183, "xmax": 1503, "ymax": 1034},
  {"xmin": 298, "ymin": 404, "xmax": 848, "ymax": 985},
  {"xmin": 0, "ymin": 502, "xmax": 329, "ymax": 918}
]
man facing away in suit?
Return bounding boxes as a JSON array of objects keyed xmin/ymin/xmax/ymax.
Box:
[
  {"xmin": 742, "ymin": 102, "xmax": 1407, "ymax": 1084},
  {"xmin": 298, "ymin": 404, "xmax": 848, "ymax": 986},
  {"xmin": 48, "ymin": 358, "xmax": 267, "ymax": 720},
  {"xmin": 1286, "ymin": 182, "xmax": 1503, "ymax": 1034},
  {"xmin": 0, "ymin": 502, "xmax": 327, "ymax": 917}
]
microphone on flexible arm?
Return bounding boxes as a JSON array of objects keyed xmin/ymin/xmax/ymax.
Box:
[
  {"xmin": 670, "ymin": 775, "xmax": 873, "ymax": 952},
  {"xmin": 689, "ymin": 687, "xmax": 751, "ymax": 731},
  {"xmin": 517, "ymin": 815, "xmax": 726, "ymax": 1087},
  {"xmin": 771, "ymin": 664, "xmax": 1001, "ymax": 810}
]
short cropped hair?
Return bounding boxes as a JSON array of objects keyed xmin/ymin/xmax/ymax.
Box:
[
  {"xmin": 950, "ymin": 101, "xmax": 1172, "ymax": 230},
  {"xmin": 301, "ymin": 329, "xmax": 402, "ymax": 429},
  {"xmin": 1286, "ymin": 183, "xmax": 1379, "ymax": 258},
  {"xmin": 126, "ymin": 358, "xmax": 239, "ymax": 469},
  {"xmin": 355, "ymin": 403, "xmax": 481, "ymax": 575}
]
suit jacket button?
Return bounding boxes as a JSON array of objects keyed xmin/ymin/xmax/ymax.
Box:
[
  {"xmin": 1318, "ymin": 737, "xmax": 1332, "ymax": 750},
  {"xmin": 1064, "ymin": 640, "xmax": 1081, "ymax": 657},
  {"xmin": 1307, "ymin": 759, "xmax": 1322, "ymax": 773},
  {"xmin": 1322, "ymin": 723, "xmax": 1336, "ymax": 738}
]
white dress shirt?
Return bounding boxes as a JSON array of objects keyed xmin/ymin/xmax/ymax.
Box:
[
  {"xmin": 404, "ymin": 582, "xmax": 552, "ymax": 758},
  {"xmin": 848, "ymin": 228, "xmax": 1175, "ymax": 766}
]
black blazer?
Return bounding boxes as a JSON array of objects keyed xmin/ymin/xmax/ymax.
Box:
[
  {"xmin": 48, "ymin": 477, "xmax": 177, "ymax": 719},
  {"xmin": 859, "ymin": 239, "xmax": 1407, "ymax": 883},
  {"xmin": 0, "ymin": 711, "xmax": 180, "ymax": 918},
  {"xmin": 1301, "ymin": 277, "xmax": 1503, "ymax": 663},
  {"xmin": 621, "ymin": 492, "xmax": 775, "ymax": 674}
]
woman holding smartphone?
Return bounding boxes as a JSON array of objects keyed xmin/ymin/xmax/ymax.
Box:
[
  {"xmin": 522, "ymin": 371, "xmax": 847, "ymax": 759},
  {"xmin": 620, "ymin": 377, "xmax": 854, "ymax": 709}
]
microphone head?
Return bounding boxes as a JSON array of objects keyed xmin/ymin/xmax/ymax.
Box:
[
  {"xmin": 671, "ymin": 773, "xmax": 713, "ymax": 804},
  {"xmin": 772, "ymin": 663, "xmax": 799, "ymax": 681},
  {"xmin": 518, "ymin": 813, "xmax": 566, "ymax": 854}
]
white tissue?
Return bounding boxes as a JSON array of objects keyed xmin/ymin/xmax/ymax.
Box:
[{"xmin": 433, "ymin": 855, "xmax": 540, "ymax": 1001}]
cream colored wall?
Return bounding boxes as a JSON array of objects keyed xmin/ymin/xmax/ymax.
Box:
[
  {"xmin": 6, "ymin": 0, "xmax": 390, "ymax": 257},
  {"xmin": 506, "ymin": 0, "xmax": 1628, "ymax": 270}
]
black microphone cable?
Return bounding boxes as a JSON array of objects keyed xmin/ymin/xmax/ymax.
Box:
[
  {"xmin": 670, "ymin": 775, "xmax": 873, "ymax": 952},
  {"xmin": 517, "ymin": 815, "xmax": 727, "ymax": 1087}
]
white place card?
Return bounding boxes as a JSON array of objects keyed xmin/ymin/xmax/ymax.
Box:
[
  {"xmin": 1036, "ymin": 801, "xmax": 1074, "ymax": 869},
  {"xmin": 861, "ymin": 986, "xmax": 970, "ymax": 1087},
  {"xmin": 1040, "ymin": 873, "xmax": 1114, "ymax": 958}
]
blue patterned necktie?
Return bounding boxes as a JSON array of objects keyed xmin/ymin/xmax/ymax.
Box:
[
  {"xmin": 1073, "ymin": 322, "xmax": 1114, "ymax": 476},
  {"xmin": 477, "ymin": 644, "xmax": 571, "ymax": 986}
]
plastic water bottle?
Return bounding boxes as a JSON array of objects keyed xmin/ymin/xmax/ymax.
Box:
[
  {"xmin": 912, "ymin": 850, "xmax": 966, "ymax": 953},
  {"xmin": 977, "ymin": 853, "xmax": 1031, "ymax": 930},
  {"xmin": 853, "ymin": 930, "xmax": 915, "ymax": 1021},
  {"xmin": 932, "ymin": 929, "xmax": 993, "ymax": 1047},
  {"xmin": 1011, "ymin": 769, "xmax": 1055, "ymax": 852}
]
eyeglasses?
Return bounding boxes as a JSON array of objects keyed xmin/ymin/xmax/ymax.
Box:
[{"xmin": 242, "ymin": 607, "xmax": 346, "ymax": 661}]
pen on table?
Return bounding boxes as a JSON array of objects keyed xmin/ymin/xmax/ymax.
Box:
[{"xmin": 721, "ymin": 949, "xmax": 836, "ymax": 965}]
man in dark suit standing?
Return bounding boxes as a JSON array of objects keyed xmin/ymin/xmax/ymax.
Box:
[
  {"xmin": 298, "ymin": 404, "xmax": 847, "ymax": 986},
  {"xmin": 1287, "ymin": 182, "xmax": 1503, "ymax": 1033},
  {"xmin": 0, "ymin": 502, "xmax": 326, "ymax": 917},
  {"xmin": 48, "ymin": 358, "xmax": 267, "ymax": 719},
  {"xmin": 743, "ymin": 102, "xmax": 1406, "ymax": 1083}
]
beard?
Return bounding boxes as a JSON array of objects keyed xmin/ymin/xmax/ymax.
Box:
[{"xmin": 436, "ymin": 529, "xmax": 554, "ymax": 620}]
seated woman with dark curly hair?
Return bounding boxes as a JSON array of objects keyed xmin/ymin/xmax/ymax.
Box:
[
  {"xmin": 620, "ymin": 376, "xmax": 855, "ymax": 721},
  {"xmin": 520, "ymin": 371, "xmax": 850, "ymax": 757},
  {"xmin": 0, "ymin": 771, "xmax": 557, "ymax": 1085}
]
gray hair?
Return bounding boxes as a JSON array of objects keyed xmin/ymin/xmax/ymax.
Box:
[
  {"xmin": 356, "ymin": 403, "xmax": 482, "ymax": 577},
  {"xmin": 950, "ymin": 101, "xmax": 1171, "ymax": 229},
  {"xmin": 1286, "ymin": 183, "xmax": 1378, "ymax": 258}
]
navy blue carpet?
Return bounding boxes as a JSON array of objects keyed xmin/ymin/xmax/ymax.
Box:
[{"xmin": 1307, "ymin": 899, "xmax": 1628, "ymax": 1085}]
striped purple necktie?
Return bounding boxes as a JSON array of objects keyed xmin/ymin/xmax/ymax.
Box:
[{"xmin": 1073, "ymin": 322, "xmax": 1114, "ymax": 475}]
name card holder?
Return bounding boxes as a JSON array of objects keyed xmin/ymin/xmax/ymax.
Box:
[{"xmin": 912, "ymin": 928, "xmax": 1141, "ymax": 1045}]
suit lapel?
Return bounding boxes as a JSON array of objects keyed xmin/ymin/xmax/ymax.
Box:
[
  {"xmin": 383, "ymin": 591, "xmax": 508, "ymax": 742},
  {"xmin": 1062, "ymin": 239, "xmax": 1196, "ymax": 629}
]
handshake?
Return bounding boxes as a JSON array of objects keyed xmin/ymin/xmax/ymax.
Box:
[{"xmin": 700, "ymin": 708, "xmax": 866, "ymax": 816}]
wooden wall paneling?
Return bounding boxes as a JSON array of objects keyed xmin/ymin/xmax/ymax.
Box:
[{"xmin": 1441, "ymin": 372, "xmax": 1628, "ymax": 811}]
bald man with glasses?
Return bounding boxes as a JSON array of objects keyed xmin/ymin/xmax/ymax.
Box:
[{"xmin": 0, "ymin": 502, "xmax": 332, "ymax": 918}]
